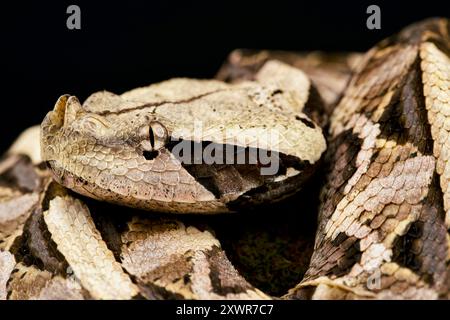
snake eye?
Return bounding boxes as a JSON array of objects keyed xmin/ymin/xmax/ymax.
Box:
[
  {"xmin": 149, "ymin": 121, "xmax": 168, "ymax": 150},
  {"xmin": 139, "ymin": 121, "xmax": 169, "ymax": 160}
]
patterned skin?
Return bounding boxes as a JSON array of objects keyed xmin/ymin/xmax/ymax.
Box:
[
  {"xmin": 41, "ymin": 63, "xmax": 326, "ymax": 213},
  {"xmin": 1, "ymin": 18, "xmax": 448, "ymax": 300},
  {"xmin": 286, "ymin": 18, "xmax": 450, "ymax": 300}
]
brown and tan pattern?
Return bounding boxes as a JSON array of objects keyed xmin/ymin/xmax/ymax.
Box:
[
  {"xmin": 0, "ymin": 151, "xmax": 50, "ymax": 251},
  {"xmin": 420, "ymin": 41, "xmax": 450, "ymax": 227},
  {"xmin": 44, "ymin": 195, "xmax": 139, "ymax": 299},
  {"xmin": 216, "ymin": 49, "xmax": 363, "ymax": 118},
  {"xmin": 7, "ymin": 263, "xmax": 86, "ymax": 300},
  {"xmin": 1, "ymin": 18, "xmax": 450, "ymax": 300},
  {"xmin": 0, "ymin": 128, "xmax": 275, "ymax": 299},
  {"xmin": 120, "ymin": 217, "xmax": 269, "ymax": 299},
  {"xmin": 286, "ymin": 18, "xmax": 450, "ymax": 300}
]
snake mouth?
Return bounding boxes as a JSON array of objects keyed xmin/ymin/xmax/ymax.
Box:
[
  {"xmin": 166, "ymin": 139, "xmax": 292, "ymax": 175},
  {"xmin": 44, "ymin": 160, "xmax": 73, "ymax": 189},
  {"xmin": 164, "ymin": 138, "xmax": 315, "ymax": 205}
]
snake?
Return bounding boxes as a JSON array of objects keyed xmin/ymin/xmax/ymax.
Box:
[{"xmin": 0, "ymin": 18, "xmax": 449, "ymax": 299}]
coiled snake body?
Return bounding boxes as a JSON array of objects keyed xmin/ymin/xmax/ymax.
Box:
[{"xmin": 0, "ymin": 18, "xmax": 449, "ymax": 299}]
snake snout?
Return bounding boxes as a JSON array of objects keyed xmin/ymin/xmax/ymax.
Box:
[
  {"xmin": 40, "ymin": 95, "xmax": 84, "ymax": 163},
  {"xmin": 44, "ymin": 95, "xmax": 83, "ymax": 131}
]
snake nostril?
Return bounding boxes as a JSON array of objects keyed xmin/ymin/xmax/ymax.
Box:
[{"xmin": 143, "ymin": 150, "xmax": 159, "ymax": 160}]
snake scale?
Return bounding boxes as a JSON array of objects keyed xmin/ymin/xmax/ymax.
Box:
[{"xmin": 0, "ymin": 18, "xmax": 449, "ymax": 300}]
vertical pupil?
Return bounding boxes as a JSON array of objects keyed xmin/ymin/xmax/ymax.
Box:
[{"xmin": 149, "ymin": 126, "xmax": 155, "ymax": 149}]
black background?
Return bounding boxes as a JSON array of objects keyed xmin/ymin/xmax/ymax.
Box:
[{"xmin": 0, "ymin": 0, "xmax": 448, "ymax": 152}]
